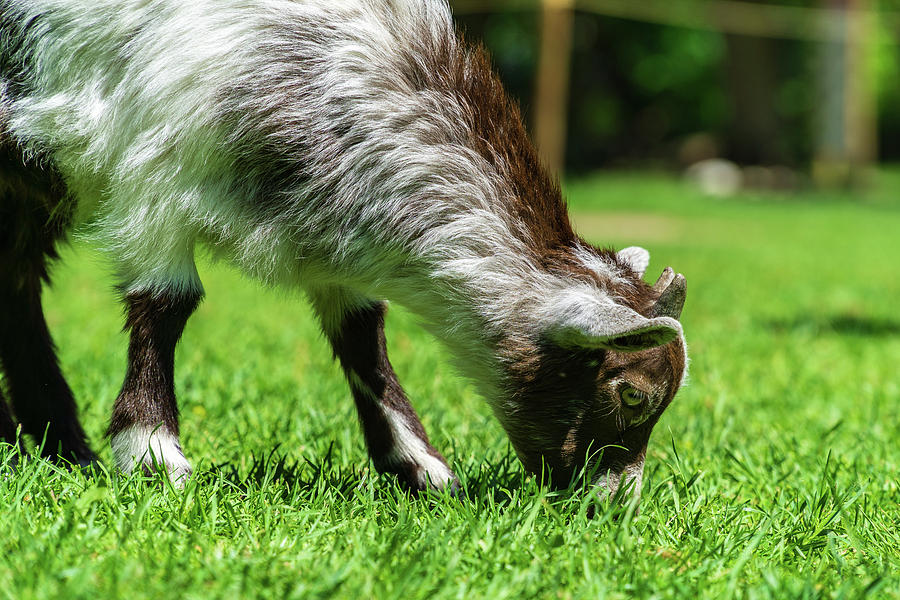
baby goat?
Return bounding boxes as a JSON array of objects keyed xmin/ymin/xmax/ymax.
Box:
[{"xmin": 0, "ymin": 0, "xmax": 687, "ymax": 500}]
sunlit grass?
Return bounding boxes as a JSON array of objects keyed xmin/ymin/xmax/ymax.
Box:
[{"xmin": 2, "ymin": 171, "xmax": 898, "ymax": 599}]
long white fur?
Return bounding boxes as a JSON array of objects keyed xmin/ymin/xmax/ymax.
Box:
[{"xmin": 1, "ymin": 0, "xmax": 676, "ymax": 408}]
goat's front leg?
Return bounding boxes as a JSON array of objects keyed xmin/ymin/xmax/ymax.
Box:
[
  {"xmin": 108, "ymin": 290, "xmax": 201, "ymax": 486},
  {"xmin": 309, "ymin": 288, "xmax": 458, "ymax": 494}
]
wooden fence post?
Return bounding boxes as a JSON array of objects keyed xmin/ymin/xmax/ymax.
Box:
[
  {"xmin": 813, "ymin": 0, "xmax": 877, "ymax": 187},
  {"xmin": 533, "ymin": 0, "xmax": 575, "ymax": 178}
]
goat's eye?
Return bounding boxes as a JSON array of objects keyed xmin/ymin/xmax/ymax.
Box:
[{"xmin": 620, "ymin": 386, "xmax": 648, "ymax": 407}]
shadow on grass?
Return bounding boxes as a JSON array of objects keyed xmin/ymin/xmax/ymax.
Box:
[
  {"xmin": 198, "ymin": 443, "xmax": 531, "ymax": 508},
  {"xmin": 200, "ymin": 443, "xmax": 366, "ymax": 497},
  {"xmin": 196, "ymin": 444, "xmax": 633, "ymax": 524},
  {"xmin": 766, "ymin": 313, "xmax": 900, "ymax": 337}
]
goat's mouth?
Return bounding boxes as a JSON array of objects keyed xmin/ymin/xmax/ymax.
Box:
[
  {"xmin": 593, "ymin": 465, "xmax": 640, "ymax": 497},
  {"xmin": 585, "ymin": 439, "xmax": 649, "ymax": 504}
]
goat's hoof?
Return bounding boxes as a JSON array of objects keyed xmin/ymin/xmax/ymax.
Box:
[{"xmin": 111, "ymin": 425, "xmax": 192, "ymax": 488}]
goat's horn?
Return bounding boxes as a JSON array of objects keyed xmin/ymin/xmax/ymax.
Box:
[
  {"xmin": 651, "ymin": 270, "xmax": 686, "ymax": 320},
  {"xmin": 652, "ymin": 267, "xmax": 676, "ymax": 294}
]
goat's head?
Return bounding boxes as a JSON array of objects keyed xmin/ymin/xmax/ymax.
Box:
[{"xmin": 496, "ymin": 247, "xmax": 687, "ymax": 504}]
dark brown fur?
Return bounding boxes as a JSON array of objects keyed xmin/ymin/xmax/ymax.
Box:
[
  {"xmin": 0, "ymin": 129, "xmax": 95, "ymax": 463},
  {"xmin": 454, "ymin": 46, "xmax": 575, "ymax": 256},
  {"xmin": 107, "ymin": 291, "xmax": 201, "ymax": 441},
  {"xmin": 435, "ymin": 41, "xmax": 648, "ymax": 289},
  {"xmin": 392, "ymin": 31, "xmax": 600, "ymax": 273}
]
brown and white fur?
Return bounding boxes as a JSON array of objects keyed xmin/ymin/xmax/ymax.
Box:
[{"xmin": 0, "ymin": 0, "xmax": 687, "ymax": 500}]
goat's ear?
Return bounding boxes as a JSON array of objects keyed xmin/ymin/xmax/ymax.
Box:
[
  {"xmin": 545, "ymin": 294, "xmax": 682, "ymax": 352},
  {"xmin": 617, "ymin": 246, "xmax": 650, "ymax": 278}
]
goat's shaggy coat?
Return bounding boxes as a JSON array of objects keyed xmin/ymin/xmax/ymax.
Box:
[{"xmin": 0, "ymin": 0, "xmax": 687, "ymax": 498}]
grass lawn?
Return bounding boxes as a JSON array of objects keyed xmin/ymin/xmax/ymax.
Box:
[{"xmin": 2, "ymin": 171, "xmax": 898, "ymax": 599}]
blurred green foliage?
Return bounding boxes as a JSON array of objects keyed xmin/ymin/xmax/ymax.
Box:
[{"xmin": 455, "ymin": 7, "xmax": 900, "ymax": 171}]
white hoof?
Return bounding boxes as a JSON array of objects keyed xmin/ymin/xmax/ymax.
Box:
[{"xmin": 111, "ymin": 425, "xmax": 193, "ymax": 487}]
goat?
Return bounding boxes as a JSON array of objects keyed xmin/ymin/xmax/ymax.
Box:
[{"xmin": 0, "ymin": 0, "xmax": 687, "ymax": 500}]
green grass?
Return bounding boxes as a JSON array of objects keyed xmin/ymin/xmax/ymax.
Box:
[{"xmin": 2, "ymin": 171, "xmax": 899, "ymax": 599}]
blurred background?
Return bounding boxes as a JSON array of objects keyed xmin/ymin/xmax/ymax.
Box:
[{"xmin": 451, "ymin": 0, "xmax": 900, "ymax": 192}]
